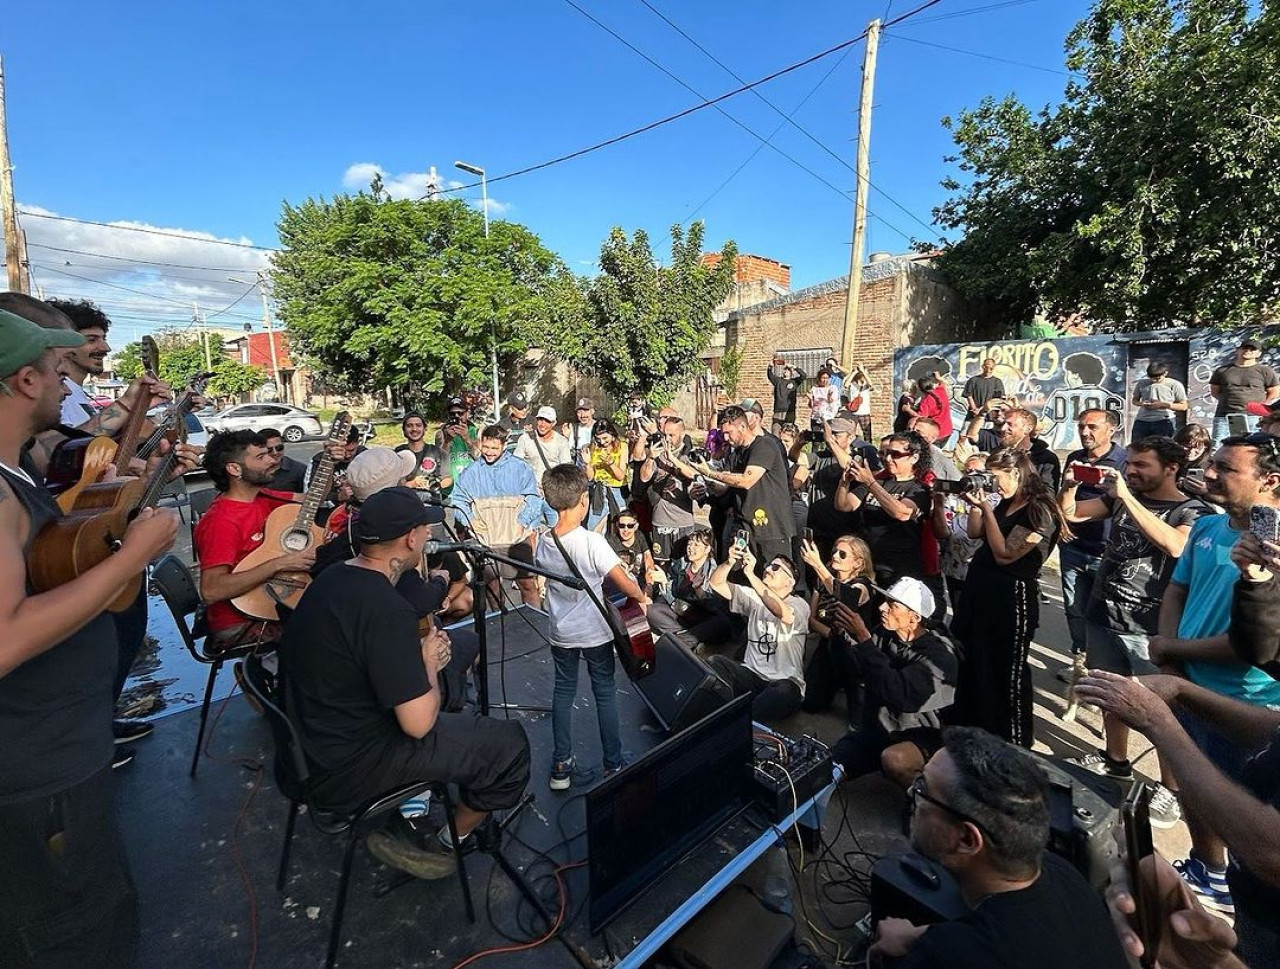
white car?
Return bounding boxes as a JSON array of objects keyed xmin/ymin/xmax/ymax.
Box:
[
  {"xmin": 146, "ymin": 406, "xmax": 209, "ymax": 448},
  {"xmin": 203, "ymin": 403, "xmax": 325, "ymax": 443}
]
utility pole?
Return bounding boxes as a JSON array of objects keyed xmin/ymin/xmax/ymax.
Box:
[
  {"xmin": 839, "ymin": 19, "xmax": 881, "ymax": 372},
  {"xmin": 1, "ymin": 56, "xmax": 28, "ymax": 295},
  {"xmin": 256, "ymin": 270, "xmax": 283, "ymax": 400},
  {"xmin": 194, "ymin": 302, "xmax": 212, "ymax": 371}
]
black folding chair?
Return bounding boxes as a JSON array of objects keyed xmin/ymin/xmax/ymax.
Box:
[
  {"xmin": 150, "ymin": 554, "xmax": 268, "ymax": 777},
  {"xmin": 187, "ymin": 488, "xmax": 218, "ymax": 561},
  {"xmin": 240, "ymin": 654, "xmax": 476, "ymax": 969}
]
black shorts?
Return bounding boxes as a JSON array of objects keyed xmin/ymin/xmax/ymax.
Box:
[
  {"xmin": 832, "ymin": 723, "xmax": 942, "ymax": 779},
  {"xmin": 0, "ymin": 766, "xmax": 138, "ymax": 969},
  {"xmin": 321, "ymin": 714, "xmax": 531, "ymax": 816}
]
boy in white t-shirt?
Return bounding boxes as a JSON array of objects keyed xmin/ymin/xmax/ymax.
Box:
[
  {"xmin": 706, "ymin": 546, "xmax": 810, "ymax": 722},
  {"xmin": 535, "ymin": 463, "xmax": 649, "ymax": 790}
]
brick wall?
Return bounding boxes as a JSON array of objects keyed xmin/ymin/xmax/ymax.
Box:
[
  {"xmin": 701, "ymin": 252, "xmax": 792, "ymax": 291},
  {"xmin": 725, "ymin": 274, "xmax": 901, "ymax": 434}
]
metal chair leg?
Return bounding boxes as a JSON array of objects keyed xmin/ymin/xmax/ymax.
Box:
[
  {"xmin": 325, "ymin": 826, "xmax": 363, "ymax": 969},
  {"xmin": 440, "ymin": 786, "xmax": 475, "ymax": 923},
  {"xmin": 189, "ymin": 661, "xmax": 221, "ymax": 777},
  {"xmin": 277, "ymin": 801, "xmax": 300, "ymax": 892}
]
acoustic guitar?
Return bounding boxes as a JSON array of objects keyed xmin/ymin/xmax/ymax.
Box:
[
  {"xmin": 28, "ymin": 441, "xmax": 182, "ymax": 612},
  {"xmin": 51, "ymin": 336, "xmax": 159, "ymax": 512},
  {"xmin": 230, "ymin": 411, "xmax": 352, "ymax": 622}
]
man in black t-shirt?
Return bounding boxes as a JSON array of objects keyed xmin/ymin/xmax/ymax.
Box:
[
  {"xmin": 395, "ymin": 411, "xmax": 451, "ymax": 500},
  {"xmin": 682, "ymin": 405, "xmax": 796, "ymax": 565},
  {"xmin": 871, "ymin": 727, "xmax": 1128, "ymax": 969},
  {"xmin": 496, "ymin": 391, "xmax": 535, "ymax": 450},
  {"xmin": 766, "ymin": 356, "xmax": 806, "ymax": 430},
  {"xmin": 834, "ymin": 434, "xmax": 931, "ymax": 584},
  {"xmin": 961, "ymin": 358, "xmax": 1005, "ymax": 417},
  {"xmin": 793, "ymin": 417, "xmax": 877, "ymax": 558},
  {"xmin": 283, "ymin": 488, "xmax": 530, "ymax": 880},
  {"xmin": 1209, "ymin": 340, "xmax": 1280, "ymax": 443}
]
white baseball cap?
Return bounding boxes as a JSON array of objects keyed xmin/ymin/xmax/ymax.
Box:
[
  {"xmin": 536, "ymin": 406, "xmax": 557, "ymax": 422},
  {"xmin": 874, "ymin": 577, "xmax": 935, "ymax": 619},
  {"xmin": 346, "ymin": 447, "xmax": 418, "ymax": 502}
]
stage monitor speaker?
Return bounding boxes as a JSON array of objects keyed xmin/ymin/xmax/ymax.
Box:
[
  {"xmin": 1031, "ymin": 752, "xmax": 1122, "ymax": 890},
  {"xmin": 634, "ymin": 634, "xmax": 734, "ymax": 733}
]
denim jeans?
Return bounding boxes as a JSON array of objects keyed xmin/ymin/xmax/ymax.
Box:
[
  {"xmin": 1131, "ymin": 418, "xmax": 1175, "ymax": 440},
  {"xmin": 551, "ymin": 642, "xmax": 622, "ymax": 769},
  {"xmin": 1059, "ymin": 542, "xmax": 1100, "ymax": 657},
  {"xmin": 1213, "ymin": 414, "xmax": 1259, "ymax": 445}
]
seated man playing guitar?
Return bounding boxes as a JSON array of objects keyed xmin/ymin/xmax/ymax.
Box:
[{"xmin": 194, "ymin": 430, "xmax": 320, "ymax": 649}]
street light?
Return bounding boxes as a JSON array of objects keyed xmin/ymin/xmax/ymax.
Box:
[{"xmin": 455, "ymin": 159, "xmax": 500, "ymax": 412}]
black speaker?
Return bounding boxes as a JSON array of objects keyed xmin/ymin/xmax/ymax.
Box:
[
  {"xmin": 1030, "ymin": 751, "xmax": 1122, "ymax": 890},
  {"xmin": 634, "ymin": 635, "xmax": 734, "ymax": 733}
]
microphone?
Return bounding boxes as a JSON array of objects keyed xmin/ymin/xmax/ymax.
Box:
[{"xmin": 424, "ymin": 539, "xmax": 488, "ymax": 556}]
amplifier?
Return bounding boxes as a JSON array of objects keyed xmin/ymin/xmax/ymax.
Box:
[
  {"xmin": 1033, "ymin": 752, "xmax": 1122, "ymax": 890},
  {"xmin": 751, "ymin": 732, "xmax": 834, "ymax": 823}
]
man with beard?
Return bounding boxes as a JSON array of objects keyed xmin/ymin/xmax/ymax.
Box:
[
  {"xmin": 194, "ymin": 430, "xmax": 321, "ymax": 649},
  {"xmin": 999, "ymin": 407, "xmax": 1060, "ymax": 491},
  {"xmin": 0, "ymin": 309, "xmax": 180, "ymax": 966},
  {"xmin": 1060, "ymin": 436, "xmax": 1211, "ymax": 826},
  {"xmin": 870, "ymin": 728, "xmax": 1127, "ymax": 969},
  {"xmin": 395, "ymin": 411, "xmax": 450, "ymax": 499},
  {"xmin": 636, "ymin": 412, "xmax": 699, "ymax": 565},
  {"xmin": 46, "ymin": 297, "xmax": 113, "ymax": 425}
]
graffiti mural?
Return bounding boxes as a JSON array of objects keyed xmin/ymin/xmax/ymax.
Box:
[{"xmin": 896, "ymin": 335, "xmax": 1126, "ymax": 450}]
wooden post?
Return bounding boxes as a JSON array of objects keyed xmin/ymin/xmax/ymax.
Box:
[
  {"xmin": 0, "ymin": 56, "xmax": 28, "ymax": 295},
  {"xmin": 839, "ymin": 19, "xmax": 881, "ymax": 371}
]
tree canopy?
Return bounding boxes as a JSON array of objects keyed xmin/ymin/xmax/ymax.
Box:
[
  {"xmin": 270, "ymin": 187, "xmax": 575, "ymax": 409},
  {"xmin": 933, "ymin": 0, "xmax": 1280, "ymax": 331},
  {"xmin": 534, "ymin": 222, "xmax": 736, "ymax": 405},
  {"xmin": 114, "ymin": 331, "xmax": 265, "ymax": 398}
]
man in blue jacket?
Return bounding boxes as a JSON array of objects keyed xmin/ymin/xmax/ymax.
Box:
[{"xmin": 452, "ymin": 425, "xmax": 544, "ymax": 607}]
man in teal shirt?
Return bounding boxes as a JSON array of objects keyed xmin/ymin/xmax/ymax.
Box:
[{"xmin": 1151, "ymin": 432, "xmax": 1280, "ymax": 916}]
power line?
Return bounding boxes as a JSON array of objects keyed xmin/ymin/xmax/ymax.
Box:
[
  {"xmin": 26, "ymin": 241, "xmax": 265, "ymax": 273},
  {"xmin": 17, "ymin": 209, "xmax": 279, "ymax": 251},
  {"xmin": 912, "ymin": 0, "xmax": 1041, "ymax": 24},
  {"xmin": 888, "ymin": 33, "xmax": 1079, "ymax": 77},
  {"xmin": 636, "ymin": 0, "xmax": 936, "ymax": 235},
  {"xmin": 32, "ymin": 263, "xmax": 261, "ymax": 322},
  {"xmin": 205, "ymin": 283, "xmax": 258, "ymax": 321}
]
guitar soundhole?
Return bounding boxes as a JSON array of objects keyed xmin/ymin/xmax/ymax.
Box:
[{"xmin": 282, "ymin": 529, "xmax": 313, "ymax": 552}]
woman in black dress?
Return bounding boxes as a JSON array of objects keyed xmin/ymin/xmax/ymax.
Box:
[
  {"xmin": 799, "ymin": 535, "xmax": 880, "ymax": 717},
  {"xmin": 952, "ymin": 447, "xmax": 1069, "ymax": 747}
]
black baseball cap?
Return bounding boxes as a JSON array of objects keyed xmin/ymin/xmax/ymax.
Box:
[
  {"xmin": 447, "ymin": 396, "xmax": 466, "ymax": 410},
  {"xmin": 355, "ymin": 486, "xmax": 439, "ymax": 543},
  {"xmin": 1241, "ymin": 339, "xmax": 1263, "ymax": 351},
  {"xmin": 509, "ymin": 391, "xmax": 529, "ymax": 410}
]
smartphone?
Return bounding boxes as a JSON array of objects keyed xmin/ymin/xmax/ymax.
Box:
[
  {"xmin": 1228, "ymin": 413, "xmax": 1250, "ymax": 436},
  {"xmin": 1122, "ymin": 782, "xmax": 1161, "ymax": 968},
  {"xmin": 733, "ymin": 529, "xmax": 750, "ymax": 553},
  {"xmin": 1184, "ymin": 467, "xmax": 1206, "ymax": 485},
  {"xmin": 803, "ymin": 527, "xmax": 814, "ymax": 544},
  {"xmin": 1073, "ymin": 464, "xmax": 1105, "ymax": 486},
  {"xmin": 1250, "ymin": 504, "xmax": 1280, "ymax": 546}
]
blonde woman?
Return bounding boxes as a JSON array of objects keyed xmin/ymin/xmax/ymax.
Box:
[{"xmin": 800, "ymin": 535, "xmax": 879, "ymax": 717}]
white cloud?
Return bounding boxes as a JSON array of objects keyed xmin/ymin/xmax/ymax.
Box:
[
  {"xmin": 344, "ymin": 163, "xmax": 511, "ymax": 216},
  {"xmin": 14, "ymin": 204, "xmax": 273, "ymax": 343}
]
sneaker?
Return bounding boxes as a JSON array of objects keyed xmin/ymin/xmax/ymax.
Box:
[
  {"xmin": 112, "ymin": 748, "xmax": 135, "ymax": 770},
  {"xmin": 1068, "ymin": 750, "xmax": 1134, "ymax": 779},
  {"xmin": 366, "ymin": 829, "xmax": 457, "ymax": 881},
  {"xmin": 1174, "ymin": 856, "xmax": 1234, "ymax": 915},
  {"xmin": 113, "ymin": 719, "xmax": 154, "ymax": 745},
  {"xmin": 549, "ymin": 758, "xmax": 575, "ymax": 791},
  {"xmin": 601, "ymin": 758, "xmax": 630, "ymax": 782},
  {"xmin": 1148, "ymin": 784, "xmax": 1182, "ymax": 829}
]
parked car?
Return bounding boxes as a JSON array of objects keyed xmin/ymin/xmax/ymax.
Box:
[
  {"xmin": 203, "ymin": 403, "xmax": 325, "ymax": 443},
  {"xmin": 145, "ymin": 406, "xmax": 210, "ymax": 449}
]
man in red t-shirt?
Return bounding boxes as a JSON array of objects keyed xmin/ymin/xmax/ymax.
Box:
[{"xmin": 194, "ymin": 430, "xmax": 317, "ymax": 648}]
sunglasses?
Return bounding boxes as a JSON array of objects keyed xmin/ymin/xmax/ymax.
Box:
[
  {"xmin": 264, "ymin": 444, "xmax": 285, "ymax": 454},
  {"xmin": 617, "ymin": 522, "xmax": 638, "ymax": 530},
  {"xmin": 764, "ymin": 562, "xmax": 795, "ymax": 579},
  {"xmin": 832, "ymin": 548, "xmax": 853, "ymax": 560},
  {"xmin": 908, "ymin": 776, "xmax": 997, "ymax": 843},
  {"xmin": 880, "ymin": 449, "xmax": 912, "ymax": 460},
  {"xmin": 448, "ymin": 412, "xmax": 466, "ymax": 419}
]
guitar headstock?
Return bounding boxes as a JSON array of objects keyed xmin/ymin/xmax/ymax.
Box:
[
  {"xmin": 140, "ymin": 336, "xmax": 160, "ymax": 377},
  {"xmin": 329, "ymin": 410, "xmax": 353, "ymax": 444}
]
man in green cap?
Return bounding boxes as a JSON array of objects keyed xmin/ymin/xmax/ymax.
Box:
[{"xmin": 0, "ymin": 307, "xmax": 182, "ymax": 965}]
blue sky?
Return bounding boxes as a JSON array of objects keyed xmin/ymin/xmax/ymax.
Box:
[{"xmin": 6, "ymin": 0, "xmax": 1091, "ymax": 341}]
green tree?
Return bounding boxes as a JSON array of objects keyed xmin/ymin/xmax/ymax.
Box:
[
  {"xmin": 115, "ymin": 330, "xmax": 266, "ymax": 399},
  {"xmin": 535, "ymin": 222, "xmax": 736, "ymax": 405},
  {"xmin": 270, "ymin": 189, "xmax": 578, "ymax": 410},
  {"xmin": 933, "ymin": 0, "xmax": 1280, "ymax": 331}
]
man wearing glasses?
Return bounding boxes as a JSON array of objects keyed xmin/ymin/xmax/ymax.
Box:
[
  {"xmin": 1210, "ymin": 340, "xmax": 1279, "ymax": 444},
  {"xmin": 871, "ymin": 727, "xmax": 1127, "ymax": 968},
  {"xmin": 261, "ymin": 427, "xmax": 308, "ymax": 493},
  {"xmin": 704, "ymin": 543, "xmax": 809, "ymax": 722}
]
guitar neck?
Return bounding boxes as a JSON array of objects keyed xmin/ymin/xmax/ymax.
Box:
[
  {"xmin": 137, "ymin": 451, "xmax": 180, "ymax": 513},
  {"xmin": 111, "ymin": 381, "xmax": 152, "ymax": 470},
  {"xmin": 137, "ymin": 389, "xmax": 194, "ymax": 460}
]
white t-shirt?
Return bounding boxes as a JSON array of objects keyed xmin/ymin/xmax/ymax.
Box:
[
  {"xmin": 729, "ymin": 585, "xmax": 810, "ymax": 692},
  {"xmin": 850, "ymin": 380, "xmax": 872, "ymax": 417},
  {"xmin": 535, "ymin": 526, "xmax": 621, "ymax": 649},
  {"xmin": 60, "ymin": 378, "xmax": 97, "ymax": 427},
  {"xmin": 808, "ymin": 384, "xmax": 840, "ymax": 421},
  {"xmin": 514, "ymin": 431, "xmax": 572, "ymax": 492}
]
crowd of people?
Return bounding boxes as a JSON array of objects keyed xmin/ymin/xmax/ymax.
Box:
[{"xmin": 2, "ymin": 288, "xmax": 1279, "ymax": 969}]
